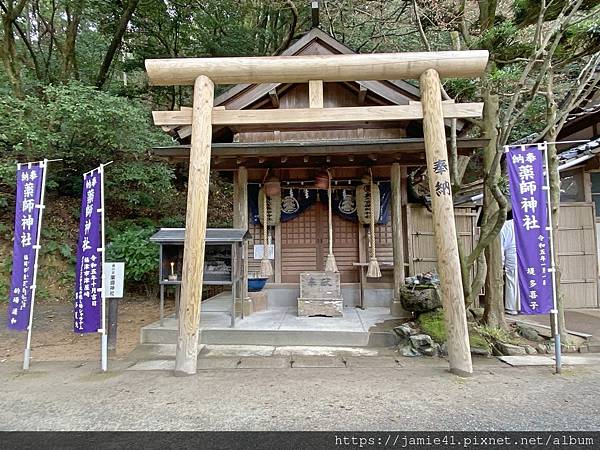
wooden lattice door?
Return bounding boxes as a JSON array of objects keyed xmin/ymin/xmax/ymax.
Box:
[
  {"xmin": 281, "ymin": 202, "xmax": 359, "ymax": 283},
  {"xmin": 281, "ymin": 203, "xmax": 320, "ymax": 283}
]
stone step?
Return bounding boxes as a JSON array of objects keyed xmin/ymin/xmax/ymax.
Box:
[{"xmin": 141, "ymin": 326, "xmax": 396, "ymax": 348}]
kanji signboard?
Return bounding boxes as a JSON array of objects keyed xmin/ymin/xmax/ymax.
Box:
[
  {"xmin": 506, "ymin": 144, "xmax": 553, "ymax": 314},
  {"xmin": 7, "ymin": 162, "xmax": 45, "ymax": 330},
  {"xmin": 74, "ymin": 169, "xmax": 103, "ymax": 332}
]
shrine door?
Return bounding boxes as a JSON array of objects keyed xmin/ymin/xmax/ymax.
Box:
[{"xmin": 281, "ymin": 202, "xmax": 359, "ymax": 283}]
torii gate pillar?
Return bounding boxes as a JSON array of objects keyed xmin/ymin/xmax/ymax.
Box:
[
  {"xmin": 174, "ymin": 75, "xmax": 214, "ymax": 376},
  {"xmin": 420, "ymin": 68, "xmax": 473, "ymax": 376}
]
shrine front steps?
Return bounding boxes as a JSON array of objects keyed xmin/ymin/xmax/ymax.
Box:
[{"xmin": 140, "ymin": 320, "xmax": 396, "ymax": 348}]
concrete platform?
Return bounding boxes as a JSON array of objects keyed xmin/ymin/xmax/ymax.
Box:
[
  {"xmin": 291, "ymin": 356, "xmax": 346, "ymax": 368},
  {"xmin": 343, "ymin": 356, "xmax": 401, "ymax": 368},
  {"xmin": 499, "ymin": 354, "xmax": 600, "ymax": 367},
  {"xmin": 141, "ymin": 294, "xmax": 401, "ymax": 348}
]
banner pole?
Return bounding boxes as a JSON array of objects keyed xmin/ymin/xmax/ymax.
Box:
[
  {"xmin": 542, "ymin": 142, "xmax": 561, "ymax": 374},
  {"xmin": 23, "ymin": 159, "xmax": 49, "ymax": 370},
  {"xmin": 99, "ymin": 164, "xmax": 108, "ymax": 372}
]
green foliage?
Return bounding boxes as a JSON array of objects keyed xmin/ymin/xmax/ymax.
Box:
[
  {"xmin": 0, "ymin": 256, "xmax": 12, "ymax": 301},
  {"xmin": 43, "ymin": 240, "xmax": 74, "ymax": 262},
  {"xmin": 417, "ymin": 310, "xmax": 492, "ymax": 350},
  {"xmin": 508, "ymin": 96, "xmax": 547, "ymax": 142},
  {"xmin": 417, "ymin": 310, "xmax": 446, "ymax": 343},
  {"xmin": 476, "ymin": 20, "xmax": 532, "ymax": 62},
  {"xmin": 107, "ymin": 160, "xmax": 176, "ymax": 212},
  {"xmin": 475, "ymin": 325, "xmax": 523, "ymax": 346},
  {"xmin": 0, "ymin": 82, "xmax": 175, "ymax": 212},
  {"xmin": 159, "ymin": 216, "xmax": 186, "ymax": 228},
  {"xmin": 514, "ymin": 0, "xmax": 600, "ymax": 28},
  {"xmin": 443, "ymin": 78, "xmax": 478, "ymax": 102},
  {"xmin": 0, "ymin": 159, "xmax": 17, "ymax": 187},
  {"xmin": 106, "ymin": 226, "xmax": 158, "ymax": 283}
]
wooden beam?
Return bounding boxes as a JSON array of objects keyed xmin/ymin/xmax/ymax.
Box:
[
  {"xmin": 268, "ymin": 88, "xmax": 279, "ymax": 108},
  {"xmin": 357, "ymin": 85, "xmax": 367, "ymax": 105},
  {"xmin": 420, "ymin": 68, "xmax": 472, "ymax": 377},
  {"xmin": 391, "ymin": 163, "xmax": 405, "ymax": 317},
  {"xmin": 152, "ymin": 102, "xmax": 484, "ymax": 126},
  {"xmin": 309, "ymin": 80, "xmax": 323, "ymax": 108},
  {"xmin": 145, "ymin": 50, "xmax": 489, "ymax": 85},
  {"xmin": 233, "ymin": 167, "xmax": 249, "ymax": 312},
  {"xmin": 175, "ymin": 75, "xmax": 214, "ymax": 376},
  {"xmin": 153, "ymin": 138, "xmax": 489, "ymax": 160}
]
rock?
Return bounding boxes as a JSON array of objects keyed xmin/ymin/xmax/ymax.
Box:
[
  {"xmin": 470, "ymin": 307, "xmax": 485, "ymax": 319},
  {"xmin": 536, "ymin": 343, "xmax": 547, "ymax": 354},
  {"xmin": 398, "ymin": 341, "xmax": 421, "ymax": 357},
  {"xmin": 400, "ymin": 286, "xmax": 441, "ymax": 313},
  {"xmin": 516, "ymin": 324, "xmax": 542, "ymax": 342},
  {"xmin": 471, "ymin": 346, "xmax": 491, "ymax": 357},
  {"xmin": 393, "ymin": 322, "xmax": 419, "ymax": 338},
  {"xmin": 421, "ymin": 344, "xmax": 439, "ymax": 357},
  {"xmin": 439, "ymin": 342, "xmax": 448, "ymax": 356},
  {"xmin": 523, "ymin": 344, "xmax": 537, "ymax": 355},
  {"xmin": 393, "ymin": 325, "xmax": 412, "ymax": 338},
  {"xmin": 405, "ymin": 322, "xmax": 419, "ymax": 334},
  {"xmin": 561, "ymin": 343, "xmax": 578, "ymax": 353},
  {"xmin": 410, "ymin": 334, "xmax": 433, "ymax": 348},
  {"xmin": 465, "ymin": 309, "xmax": 475, "ymax": 321},
  {"xmin": 409, "ymin": 334, "xmax": 438, "ymax": 357},
  {"xmin": 497, "ymin": 342, "xmax": 527, "ymax": 356}
]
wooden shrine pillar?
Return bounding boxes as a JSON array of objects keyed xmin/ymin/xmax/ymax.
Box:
[
  {"xmin": 391, "ymin": 163, "xmax": 405, "ymax": 316},
  {"xmin": 233, "ymin": 166, "xmax": 250, "ymax": 312},
  {"xmin": 175, "ymin": 75, "xmax": 214, "ymax": 376},
  {"xmin": 420, "ymin": 69, "xmax": 473, "ymax": 377}
]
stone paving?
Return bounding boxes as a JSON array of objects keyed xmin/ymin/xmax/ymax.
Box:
[{"xmin": 2, "ymin": 357, "xmax": 600, "ymax": 430}]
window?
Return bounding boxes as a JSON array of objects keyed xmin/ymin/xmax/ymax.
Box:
[
  {"xmin": 590, "ymin": 172, "xmax": 600, "ymax": 216},
  {"xmin": 561, "ymin": 169, "xmax": 585, "ymax": 203}
]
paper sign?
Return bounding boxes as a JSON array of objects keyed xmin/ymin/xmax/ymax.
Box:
[
  {"xmin": 104, "ymin": 262, "xmax": 125, "ymax": 298},
  {"xmin": 253, "ymin": 244, "xmax": 274, "ymax": 260}
]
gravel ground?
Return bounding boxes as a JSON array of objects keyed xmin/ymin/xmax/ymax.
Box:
[{"xmin": 1, "ymin": 357, "xmax": 599, "ymax": 431}]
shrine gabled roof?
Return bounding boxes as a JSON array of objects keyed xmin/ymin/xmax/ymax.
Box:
[{"xmin": 212, "ymin": 28, "xmax": 421, "ymax": 110}]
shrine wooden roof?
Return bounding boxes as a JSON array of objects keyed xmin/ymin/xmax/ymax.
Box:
[
  {"xmin": 153, "ymin": 137, "xmax": 489, "ymax": 170},
  {"xmin": 154, "ymin": 28, "xmax": 486, "ymax": 169},
  {"xmin": 150, "ymin": 228, "xmax": 250, "ymax": 244}
]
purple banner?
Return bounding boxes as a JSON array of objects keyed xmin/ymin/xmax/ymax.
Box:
[
  {"xmin": 74, "ymin": 169, "xmax": 103, "ymax": 333},
  {"xmin": 506, "ymin": 144, "xmax": 553, "ymax": 314},
  {"xmin": 7, "ymin": 163, "xmax": 45, "ymax": 330}
]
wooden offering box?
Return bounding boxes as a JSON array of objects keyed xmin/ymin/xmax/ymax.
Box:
[{"xmin": 150, "ymin": 228, "xmax": 250, "ymax": 326}]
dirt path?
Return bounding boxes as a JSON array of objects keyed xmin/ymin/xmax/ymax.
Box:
[{"xmin": 1, "ymin": 296, "xmax": 174, "ymax": 362}]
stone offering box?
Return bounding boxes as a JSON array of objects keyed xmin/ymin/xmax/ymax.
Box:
[{"xmin": 298, "ymin": 271, "xmax": 343, "ymax": 317}]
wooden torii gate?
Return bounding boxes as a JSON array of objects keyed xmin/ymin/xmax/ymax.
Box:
[{"xmin": 146, "ymin": 50, "xmax": 489, "ymax": 377}]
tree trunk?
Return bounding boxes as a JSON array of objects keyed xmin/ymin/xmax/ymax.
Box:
[
  {"xmin": 484, "ymin": 231, "xmax": 506, "ymax": 327},
  {"xmin": 61, "ymin": 0, "xmax": 83, "ymax": 80},
  {"xmin": 480, "ymin": 91, "xmax": 507, "ymax": 328},
  {"xmin": 95, "ymin": 0, "xmax": 140, "ymax": 88},
  {"xmin": 0, "ymin": 0, "xmax": 27, "ymax": 98}
]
